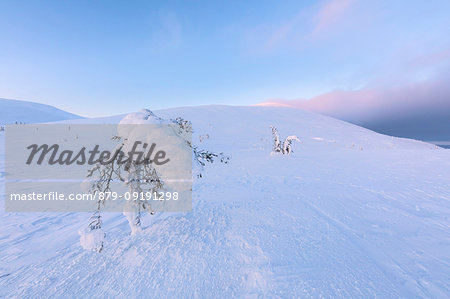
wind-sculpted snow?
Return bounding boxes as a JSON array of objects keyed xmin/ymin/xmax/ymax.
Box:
[{"xmin": 0, "ymin": 106, "xmax": 449, "ymax": 297}]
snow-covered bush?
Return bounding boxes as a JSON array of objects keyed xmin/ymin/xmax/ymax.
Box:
[
  {"xmin": 81, "ymin": 109, "xmax": 228, "ymax": 251},
  {"xmin": 270, "ymin": 126, "xmax": 300, "ymax": 155}
]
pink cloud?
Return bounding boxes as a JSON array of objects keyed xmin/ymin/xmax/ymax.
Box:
[{"xmin": 259, "ymin": 74, "xmax": 450, "ymax": 124}]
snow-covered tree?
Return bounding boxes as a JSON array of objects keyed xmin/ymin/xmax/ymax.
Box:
[
  {"xmin": 270, "ymin": 126, "xmax": 300, "ymax": 155},
  {"xmin": 80, "ymin": 109, "xmax": 228, "ymax": 252},
  {"xmin": 271, "ymin": 126, "xmax": 282, "ymax": 153},
  {"xmin": 283, "ymin": 135, "xmax": 300, "ymax": 154}
]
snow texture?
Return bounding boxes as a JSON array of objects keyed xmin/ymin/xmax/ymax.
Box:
[
  {"xmin": 1, "ymin": 105, "xmax": 449, "ymax": 298},
  {"xmin": 79, "ymin": 227, "xmax": 106, "ymax": 252}
]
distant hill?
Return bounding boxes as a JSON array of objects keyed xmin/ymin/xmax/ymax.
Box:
[
  {"xmin": 1, "ymin": 106, "xmax": 449, "ymax": 297},
  {"xmin": 0, "ymin": 98, "xmax": 82, "ymax": 125}
]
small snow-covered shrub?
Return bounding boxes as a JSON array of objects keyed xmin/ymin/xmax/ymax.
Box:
[{"xmin": 270, "ymin": 126, "xmax": 300, "ymax": 155}]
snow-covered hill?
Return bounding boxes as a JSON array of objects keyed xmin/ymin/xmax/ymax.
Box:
[
  {"xmin": 0, "ymin": 98, "xmax": 82, "ymax": 125},
  {"xmin": 1, "ymin": 106, "xmax": 449, "ymax": 298}
]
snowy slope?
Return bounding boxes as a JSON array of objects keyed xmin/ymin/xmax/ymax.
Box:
[
  {"xmin": 0, "ymin": 98, "xmax": 82, "ymax": 125},
  {"xmin": 1, "ymin": 106, "xmax": 449, "ymax": 298}
]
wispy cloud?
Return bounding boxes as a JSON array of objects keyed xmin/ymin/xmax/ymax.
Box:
[
  {"xmin": 245, "ymin": 0, "xmax": 357, "ymax": 54},
  {"xmin": 265, "ymin": 19, "xmax": 297, "ymax": 51},
  {"xmin": 310, "ymin": 0, "xmax": 356, "ymax": 36},
  {"xmin": 148, "ymin": 11, "xmax": 182, "ymax": 52}
]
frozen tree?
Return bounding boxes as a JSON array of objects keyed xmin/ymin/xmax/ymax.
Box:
[
  {"xmin": 80, "ymin": 110, "xmax": 229, "ymax": 251},
  {"xmin": 270, "ymin": 126, "xmax": 300, "ymax": 155},
  {"xmin": 271, "ymin": 126, "xmax": 282, "ymax": 153},
  {"xmin": 283, "ymin": 135, "xmax": 301, "ymax": 155}
]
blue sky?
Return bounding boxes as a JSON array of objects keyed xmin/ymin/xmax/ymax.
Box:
[{"xmin": 1, "ymin": 0, "xmax": 449, "ymax": 117}]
